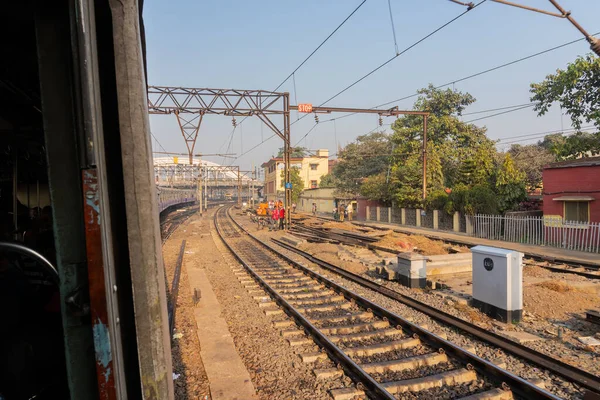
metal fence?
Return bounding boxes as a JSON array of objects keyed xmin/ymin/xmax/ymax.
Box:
[
  {"xmin": 439, "ymin": 212, "xmax": 454, "ymax": 231},
  {"xmin": 391, "ymin": 207, "xmax": 401, "ymax": 224},
  {"xmin": 422, "ymin": 211, "xmax": 434, "ymax": 229},
  {"xmin": 467, "ymin": 214, "xmax": 600, "ymax": 253},
  {"xmin": 368, "ymin": 207, "xmax": 377, "ymax": 221},
  {"xmin": 405, "ymin": 208, "xmax": 417, "ymax": 226}
]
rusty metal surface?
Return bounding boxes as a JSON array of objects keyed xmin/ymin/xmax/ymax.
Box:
[{"xmin": 82, "ymin": 168, "xmax": 117, "ymax": 400}]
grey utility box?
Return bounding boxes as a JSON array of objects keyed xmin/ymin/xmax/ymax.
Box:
[
  {"xmin": 396, "ymin": 252, "xmax": 427, "ymax": 289},
  {"xmin": 471, "ymin": 246, "xmax": 523, "ymax": 323}
]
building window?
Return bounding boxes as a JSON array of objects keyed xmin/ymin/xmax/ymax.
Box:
[
  {"xmin": 310, "ymin": 180, "xmax": 318, "ymax": 189},
  {"xmin": 564, "ymin": 201, "xmax": 589, "ymax": 223},
  {"xmin": 310, "ymin": 163, "xmax": 318, "ymax": 171}
]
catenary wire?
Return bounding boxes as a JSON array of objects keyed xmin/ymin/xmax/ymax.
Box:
[
  {"xmin": 272, "ymin": 0, "xmax": 368, "ymax": 92},
  {"xmin": 305, "ymin": 30, "xmax": 600, "ymax": 128}
]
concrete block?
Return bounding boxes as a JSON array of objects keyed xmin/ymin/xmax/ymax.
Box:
[
  {"xmin": 280, "ymin": 234, "xmax": 306, "ymax": 247},
  {"xmin": 500, "ymin": 331, "xmax": 544, "ymax": 344},
  {"xmin": 395, "ymin": 252, "xmax": 427, "ymax": 288}
]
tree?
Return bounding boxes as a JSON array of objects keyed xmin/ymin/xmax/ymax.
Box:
[
  {"xmin": 276, "ymin": 146, "xmax": 309, "ymax": 158},
  {"xmin": 280, "ymin": 167, "xmax": 304, "ymax": 203},
  {"xmin": 328, "ymin": 132, "xmax": 393, "ymax": 196},
  {"xmin": 531, "ymin": 54, "xmax": 600, "ymax": 130},
  {"xmin": 508, "ymin": 144, "xmax": 555, "ymax": 189},
  {"xmin": 390, "ymin": 85, "xmax": 497, "ymax": 205},
  {"xmin": 530, "ymin": 54, "xmax": 600, "ymax": 159},
  {"xmin": 538, "ymin": 131, "xmax": 600, "ymax": 160},
  {"xmin": 319, "ymin": 173, "xmax": 338, "ymax": 188},
  {"xmin": 496, "ymin": 154, "xmax": 527, "ymax": 213}
]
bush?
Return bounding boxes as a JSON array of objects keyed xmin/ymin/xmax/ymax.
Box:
[
  {"xmin": 446, "ymin": 184, "xmax": 498, "ymax": 215},
  {"xmin": 466, "ymin": 185, "xmax": 498, "ymax": 215},
  {"xmin": 424, "ymin": 190, "xmax": 449, "ymax": 211},
  {"xmin": 448, "ymin": 184, "xmax": 469, "ymax": 214}
]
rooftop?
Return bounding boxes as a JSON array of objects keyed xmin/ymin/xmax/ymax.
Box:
[{"xmin": 544, "ymin": 156, "xmax": 600, "ymax": 170}]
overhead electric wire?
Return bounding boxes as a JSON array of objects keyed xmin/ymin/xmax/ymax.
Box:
[
  {"xmin": 293, "ymin": 0, "xmax": 487, "ymax": 144},
  {"xmin": 309, "ymin": 29, "xmax": 600, "ymax": 128},
  {"xmin": 461, "ymin": 102, "xmax": 535, "ymax": 116},
  {"xmin": 374, "ymin": 29, "xmax": 600, "ymax": 110},
  {"xmin": 225, "ymin": 1, "xmax": 368, "ymax": 163},
  {"xmin": 272, "ymin": 0, "xmax": 368, "ymax": 92},
  {"xmin": 463, "ymin": 103, "xmax": 535, "ymax": 123},
  {"xmin": 316, "ymin": 0, "xmax": 487, "ymax": 109},
  {"xmin": 388, "ymin": 0, "xmax": 400, "ymax": 55},
  {"xmin": 498, "ymin": 125, "xmax": 596, "ymax": 144}
]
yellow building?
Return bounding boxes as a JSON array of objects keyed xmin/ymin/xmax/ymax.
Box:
[{"xmin": 261, "ymin": 149, "xmax": 329, "ymax": 201}]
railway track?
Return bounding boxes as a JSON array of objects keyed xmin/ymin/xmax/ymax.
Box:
[
  {"xmin": 160, "ymin": 205, "xmax": 198, "ymax": 243},
  {"xmin": 292, "ymin": 217, "xmax": 600, "ymax": 280},
  {"xmin": 215, "ymin": 206, "xmax": 568, "ymax": 400}
]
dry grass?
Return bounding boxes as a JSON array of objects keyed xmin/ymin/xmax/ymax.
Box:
[{"xmin": 534, "ymin": 280, "xmax": 579, "ymax": 293}]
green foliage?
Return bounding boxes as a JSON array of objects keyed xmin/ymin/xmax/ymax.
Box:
[
  {"xmin": 508, "ymin": 144, "xmax": 555, "ymax": 189},
  {"xmin": 329, "ymin": 132, "xmax": 393, "ymax": 196},
  {"xmin": 424, "ymin": 190, "xmax": 449, "ymax": 211},
  {"xmin": 276, "ymin": 146, "xmax": 309, "ymax": 158},
  {"xmin": 496, "ymin": 154, "xmax": 527, "ymax": 213},
  {"xmin": 538, "ymin": 131, "xmax": 600, "ymax": 160},
  {"xmin": 531, "ymin": 54, "xmax": 600, "ymax": 130},
  {"xmin": 280, "ymin": 167, "xmax": 304, "ymax": 203},
  {"xmin": 360, "ymin": 173, "xmax": 396, "ymax": 205},
  {"xmin": 391, "ymin": 85, "xmax": 497, "ymax": 205},
  {"xmin": 446, "ymin": 184, "xmax": 498, "ymax": 215},
  {"xmin": 531, "ymin": 54, "xmax": 600, "ymax": 160},
  {"xmin": 466, "ymin": 185, "xmax": 498, "ymax": 215},
  {"xmin": 319, "ymin": 173, "xmax": 338, "ymax": 188}
]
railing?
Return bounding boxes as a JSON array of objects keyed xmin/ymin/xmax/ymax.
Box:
[
  {"xmin": 360, "ymin": 206, "xmax": 599, "ymax": 253},
  {"xmin": 467, "ymin": 214, "xmax": 600, "ymax": 253}
]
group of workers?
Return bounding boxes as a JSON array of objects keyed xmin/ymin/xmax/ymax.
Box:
[
  {"xmin": 333, "ymin": 203, "xmax": 353, "ymax": 222},
  {"xmin": 267, "ymin": 200, "xmax": 286, "ymax": 230}
]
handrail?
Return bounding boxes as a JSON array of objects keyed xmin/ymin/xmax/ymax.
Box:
[{"xmin": 0, "ymin": 241, "xmax": 59, "ymax": 284}]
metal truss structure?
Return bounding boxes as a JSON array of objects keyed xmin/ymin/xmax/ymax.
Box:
[
  {"xmin": 148, "ymin": 86, "xmax": 435, "ymax": 225},
  {"xmin": 148, "ymin": 86, "xmax": 292, "ymax": 224}
]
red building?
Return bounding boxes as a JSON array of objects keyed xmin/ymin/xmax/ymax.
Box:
[{"xmin": 542, "ymin": 156, "xmax": 600, "ymax": 223}]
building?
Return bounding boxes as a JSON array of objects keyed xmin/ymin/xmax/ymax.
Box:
[
  {"xmin": 262, "ymin": 149, "xmax": 329, "ymax": 201},
  {"xmin": 297, "ymin": 187, "xmax": 355, "ymax": 215},
  {"xmin": 542, "ymin": 156, "xmax": 600, "ymax": 223}
]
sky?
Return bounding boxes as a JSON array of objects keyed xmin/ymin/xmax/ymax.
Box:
[{"xmin": 144, "ymin": 0, "xmax": 600, "ymax": 173}]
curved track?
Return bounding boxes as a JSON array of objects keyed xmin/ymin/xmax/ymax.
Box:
[{"xmin": 215, "ymin": 206, "xmax": 567, "ymax": 400}]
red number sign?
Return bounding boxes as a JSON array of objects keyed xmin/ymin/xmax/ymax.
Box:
[{"xmin": 298, "ymin": 103, "xmax": 313, "ymax": 113}]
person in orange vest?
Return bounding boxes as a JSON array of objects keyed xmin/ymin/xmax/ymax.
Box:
[{"xmin": 279, "ymin": 206, "xmax": 285, "ymax": 230}]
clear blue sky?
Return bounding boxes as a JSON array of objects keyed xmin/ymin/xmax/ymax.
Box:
[{"xmin": 144, "ymin": 0, "xmax": 600, "ymax": 171}]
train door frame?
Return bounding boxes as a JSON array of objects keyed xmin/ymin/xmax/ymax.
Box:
[{"xmin": 32, "ymin": 0, "xmax": 174, "ymax": 399}]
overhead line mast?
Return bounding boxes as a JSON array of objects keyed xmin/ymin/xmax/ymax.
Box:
[{"xmin": 491, "ymin": 0, "xmax": 600, "ymax": 56}]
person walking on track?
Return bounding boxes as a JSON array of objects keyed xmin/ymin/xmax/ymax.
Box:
[
  {"xmin": 338, "ymin": 203, "xmax": 345, "ymax": 222},
  {"xmin": 279, "ymin": 206, "xmax": 285, "ymax": 230},
  {"xmin": 271, "ymin": 206, "xmax": 279, "ymax": 231}
]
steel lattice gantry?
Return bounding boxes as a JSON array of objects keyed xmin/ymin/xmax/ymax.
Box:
[{"xmin": 148, "ymin": 86, "xmax": 293, "ymax": 225}]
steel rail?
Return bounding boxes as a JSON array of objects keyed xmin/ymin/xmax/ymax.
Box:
[
  {"xmin": 168, "ymin": 240, "xmax": 186, "ymax": 336},
  {"xmin": 271, "ymin": 237, "xmax": 600, "ymax": 395},
  {"xmin": 213, "ymin": 207, "xmax": 396, "ymax": 400},
  {"xmin": 299, "ymin": 215, "xmax": 600, "ymax": 273},
  {"xmin": 225, "ymin": 209, "xmax": 564, "ymax": 399},
  {"xmin": 288, "ymin": 220, "xmax": 600, "ymax": 393}
]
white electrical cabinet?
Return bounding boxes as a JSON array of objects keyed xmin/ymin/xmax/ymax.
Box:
[{"xmin": 471, "ymin": 246, "xmax": 523, "ymax": 323}]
